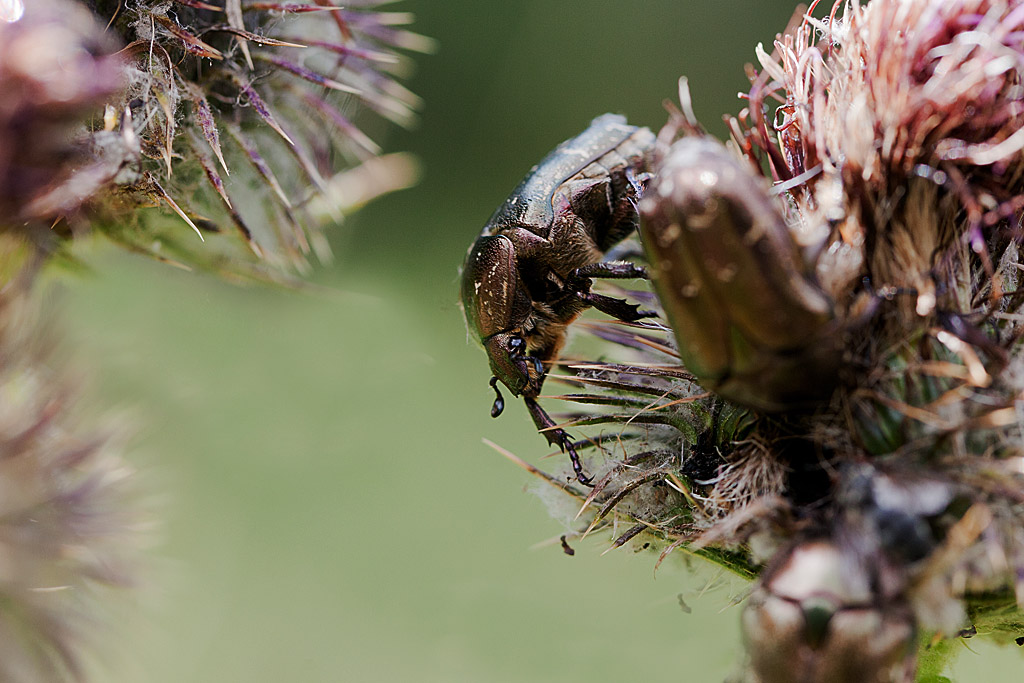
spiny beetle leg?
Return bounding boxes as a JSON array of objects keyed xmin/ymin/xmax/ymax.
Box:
[
  {"xmin": 565, "ymin": 262, "xmax": 654, "ymax": 322},
  {"xmin": 579, "ymin": 291, "xmax": 656, "ymax": 322},
  {"xmin": 524, "ymin": 396, "xmax": 593, "ymax": 486},
  {"xmin": 573, "ymin": 261, "xmax": 649, "ymax": 280}
]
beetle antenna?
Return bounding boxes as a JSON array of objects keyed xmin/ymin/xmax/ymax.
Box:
[{"xmin": 489, "ymin": 376, "xmax": 505, "ymax": 418}]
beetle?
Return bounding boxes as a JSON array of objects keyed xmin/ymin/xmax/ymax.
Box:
[
  {"xmin": 742, "ymin": 463, "xmax": 962, "ymax": 683},
  {"xmin": 742, "ymin": 538, "xmax": 917, "ymax": 683},
  {"xmin": 638, "ymin": 135, "xmax": 840, "ymax": 412},
  {"xmin": 461, "ymin": 114, "xmax": 656, "ymax": 485}
]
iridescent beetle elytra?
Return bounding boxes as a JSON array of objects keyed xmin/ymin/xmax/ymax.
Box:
[
  {"xmin": 638, "ymin": 135, "xmax": 840, "ymax": 412},
  {"xmin": 460, "ymin": 114, "xmax": 656, "ymax": 485}
]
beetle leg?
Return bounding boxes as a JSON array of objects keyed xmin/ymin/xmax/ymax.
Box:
[
  {"xmin": 578, "ymin": 291, "xmax": 655, "ymax": 322},
  {"xmin": 562, "ymin": 262, "xmax": 655, "ymax": 322},
  {"xmin": 573, "ymin": 261, "xmax": 648, "ymax": 280},
  {"xmin": 625, "ymin": 166, "xmax": 652, "ymax": 205},
  {"xmin": 523, "ymin": 396, "xmax": 593, "ymax": 486},
  {"xmin": 551, "ymin": 172, "xmax": 642, "ymax": 255},
  {"xmin": 495, "ymin": 226, "xmax": 553, "ymax": 260},
  {"xmin": 560, "ymin": 177, "xmax": 608, "ymax": 217},
  {"xmin": 563, "ymin": 265, "xmax": 655, "ymax": 322}
]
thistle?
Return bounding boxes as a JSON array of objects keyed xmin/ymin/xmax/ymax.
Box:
[
  {"xmin": 491, "ymin": 1, "xmax": 1024, "ymax": 681},
  {"xmin": 0, "ymin": 0, "xmax": 125, "ymax": 237},
  {"xmin": 0, "ymin": 10, "xmax": 143, "ymax": 662},
  {"xmin": 87, "ymin": 0, "xmax": 430, "ymax": 274},
  {"xmin": 0, "ymin": 1, "xmax": 430, "ymax": 679},
  {"xmin": 0, "ymin": 243, "xmax": 141, "ymax": 682},
  {"xmin": 4, "ymin": 0, "xmax": 430, "ymax": 277}
]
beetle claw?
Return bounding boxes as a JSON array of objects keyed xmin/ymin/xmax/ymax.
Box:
[
  {"xmin": 546, "ymin": 426, "xmax": 592, "ymax": 487},
  {"xmin": 580, "ymin": 291, "xmax": 656, "ymax": 323},
  {"xmin": 559, "ymin": 432, "xmax": 593, "ymax": 487},
  {"xmin": 625, "ymin": 167, "xmax": 652, "ymax": 201},
  {"xmin": 524, "ymin": 396, "xmax": 594, "ymax": 487}
]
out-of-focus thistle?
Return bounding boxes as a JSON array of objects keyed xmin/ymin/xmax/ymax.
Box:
[
  {"xmin": 0, "ymin": 10, "xmax": 144, "ymax": 677},
  {"xmin": 492, "ymin": 1, "xmax": 1024, "ymax": 681},
  {"xmin": 90, "ymin": 0, "xmax": 430, "ymax": 274},
  {"xmin": 2, "ymin": 0, "xmax": 430, "ymax": 276},
  {"xmin": 0, "ymin": 1, "xmax": 430, "ymax": 679},
  {"xmin": 0, "ymin": 0, "xmax": 124, "ymax": 238},
  {"xmin": 0, "ymin": 242, "xmax": 140, "ymax": 683}
]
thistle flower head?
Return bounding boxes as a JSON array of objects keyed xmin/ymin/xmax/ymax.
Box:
[
  {"xmin": 0, "ymin": 0, "xmax": 124, "ymax": 230},
  {"xmin": 498, "ymin": 1, "xmax": 1024, "ymax": 679},
  {"xmin": 1, "ymin": 0, "xmax": 428, "ymax": 277},
  {"xmin": 731, "ymin": 0, "xmax": 1024, "ymax": 324}
]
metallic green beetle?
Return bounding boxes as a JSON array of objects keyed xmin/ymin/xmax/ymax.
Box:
[
  {"xmin": 638, "ymin": 136, "xmax": 840, "ymax": 412},
  {"xmin": 461, "ymin": 114, "xmax": 656, "ymax": 484}
]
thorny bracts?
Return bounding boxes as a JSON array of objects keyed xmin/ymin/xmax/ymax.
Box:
[
  {"xmin": 490, "ymin": 1, "xmax": 1024, "ymax": 681},
  {"xmin": 2, "ymin": 0, "xmax": 431, "ymax": 276}
]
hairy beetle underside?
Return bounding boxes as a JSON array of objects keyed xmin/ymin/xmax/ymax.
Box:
[{"xmin": 486, "ymin": 1, "xmax": 1024, "ymax": 681}]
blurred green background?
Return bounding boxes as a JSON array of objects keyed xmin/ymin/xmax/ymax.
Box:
[{"xmin": 60, "ymin": 1, "xmax": 1019, "ymax": 681}]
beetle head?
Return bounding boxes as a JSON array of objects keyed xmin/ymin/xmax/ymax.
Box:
[
  {"xmin": 483, "ymin": 331, "xmax": 543, "ymax": 398},
  {"xmin": 462, "ymin": 234, "xmax": 542, "ymax": 411}
]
